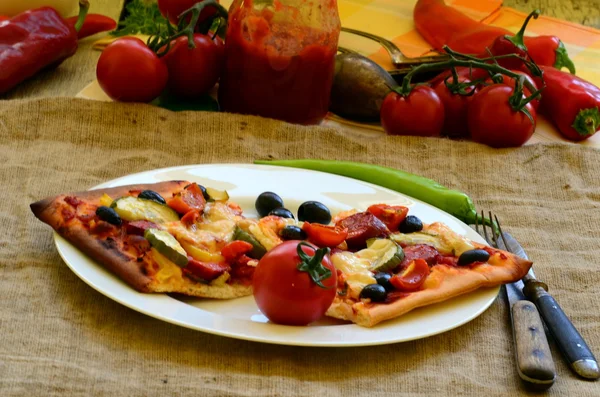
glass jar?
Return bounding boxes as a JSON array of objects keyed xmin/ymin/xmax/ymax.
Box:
[{"xmin": 218, "ymin": 0, "xmax": 341, "ymax": 124}]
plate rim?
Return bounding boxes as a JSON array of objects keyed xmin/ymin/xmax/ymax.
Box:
[{"xmin": 53, "ymin": 163, "xmax": 499, "ymax": 347}]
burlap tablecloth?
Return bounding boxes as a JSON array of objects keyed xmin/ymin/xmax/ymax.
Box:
[{"xmin": 1, "ymin": 98, "xmax": 599, "ymax": 396}]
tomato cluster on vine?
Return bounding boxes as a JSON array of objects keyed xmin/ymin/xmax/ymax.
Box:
[{"xmin": 97, "ymin": 0, "xmax": 226, "ymax": 104}]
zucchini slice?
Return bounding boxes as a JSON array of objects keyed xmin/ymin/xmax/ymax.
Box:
[
  {"xmin": 144, "ymin": 228, "xmax": 188, "ymax": 267},
  {"xmin": 233, "ymin": 226, "xmax": 267, "ymax": 259},
  {"xmin": 366, "ymin": 239, "xmax": 404, "ymax": 272},
  {"xmin": 205, "ymin": 187, "xmax": 229, "ymax": 202},
  {"xmin": 111, "ymin": 196, "xmax": 179, "ymax": 223}
]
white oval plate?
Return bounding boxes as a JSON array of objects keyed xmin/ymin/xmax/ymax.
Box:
[{"xmin": 54, "ymin": 164, "xmax": 498, "ymax": 347}]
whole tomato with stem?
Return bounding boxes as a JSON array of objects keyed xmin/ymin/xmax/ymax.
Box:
[
  {"xmin": 380, "ymin": 86, "xmax": 445, "ymax": 137},
  {"xmin": 433, "ymin": 77, "xmax": 478, "ymax": 138},
  {"xmin": 96, "ymin": 37, "xmax": 168, "ymax": 102},
  {"xmin": 162, "ymin": 33, "xmax": 224, "ymax": 98},
  {"xmin": 157, "ymin": 0, "xmax": 219, "ymax": 26},
  {"xmin": 467, "ymin": 84, "xmax": 537, "ymax": 148},
  {"xmin": 485, "ymin": 70, "xmax": 539, "ymax": 111},
  {"xmin": 253, "ymin": 241, "xmax": 337, "ymax": 326}
]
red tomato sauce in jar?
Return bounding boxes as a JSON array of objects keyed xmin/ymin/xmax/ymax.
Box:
[{"xmin": 218, "ymin": 0, "xmax": 340, "ymax": 125}]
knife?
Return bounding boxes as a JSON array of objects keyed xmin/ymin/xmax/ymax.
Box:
[
  {"xmin": 487, "ymin": 237, "xmax": 556, "ymax": 389},
  {"xmin": 503, "ymin": 233, "xmax": 600, "ymax": 380}
]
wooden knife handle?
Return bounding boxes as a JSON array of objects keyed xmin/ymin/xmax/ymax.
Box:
[
  {"xmin": 512, "ymin": 300, "xmax": 556, "ymax": 389},
  {"xmin": 523, "ymin": 280, "xmax": 600, "ymax": 380}
]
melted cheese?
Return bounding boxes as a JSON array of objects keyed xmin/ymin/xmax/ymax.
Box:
[
  {"xmin": 151, "ymin": 248, "xmax": 184, "ymax": 284},
  {"xmin": 248, "ymin": 216, "xmax": 295, "ymax": 251},
  {"xmin": 332, "ymin": 251, "xmax": 377, "ymax": 298},
  {"xmin": 390, "ymin": 222, "xmax": 474, "ymax": 256}
]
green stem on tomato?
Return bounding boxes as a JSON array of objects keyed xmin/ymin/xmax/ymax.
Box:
[
  {"xmin": 74, "ymin": 0, "xmax": 91, "ymax": 32},
  {"xmin": 398, "ymin": 46, "xmax": 544, "ymax": 120},
  {"xmin": 296, "ymin": 242, "xmax": 332, "ymax": 289},
  {"xmin": 148, "ymin": 0, "xmax": 229, "ymax": 57},
  {"xmin": 507, "ymin": 9, "xmax": 540, "ymax": 51}
]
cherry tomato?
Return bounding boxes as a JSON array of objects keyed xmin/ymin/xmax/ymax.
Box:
[
  {"xmin": 467, "ymin": 84, "xmax": 537, "ymax": 148},
  {"xmin": 166, "ymin": 183, "xmax": 206, "ymax": 214},
  {"xmin": 96, "ymin": 37, "xmax": 168, "ymax": 102},
  {"xmin": 433, "ymin": 77, "xmax": 478, "ymax": 138},
  {"xmin": 302, "ymin": 223, "xmax": 348, "ymax": 248},
  {"xmin": 366, "ymin": 204, "xmax": 408, "ymax": 233},
  {"xmin": 390, "ymin": 259, "xmax": 430, "ymax": 292},
  {"xmin": 157, "ymin": 0, "xmax": 218, "ymax": 26},
  {"xmin": 335, "ymin": 212, "xmax": 389, "ymax": 249},
  {"xmin": 380, "ymin": 86, "xmax": 445, "ymax": 137},
  {"xmin": 484, "ymin": 71, "xmax": 539, "ymax": 110},
  {"xmin": 253, "ymin": 241, "xmax": 337, "ymax": 325},
  {"xmin": 162, "ymin": 34, "xmax": 224, "ymax": 98}
]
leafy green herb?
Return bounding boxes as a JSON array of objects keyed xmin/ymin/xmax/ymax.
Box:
[{"xmin": 111, "ymin": 0, "xmax": 169, "ymax": 39}]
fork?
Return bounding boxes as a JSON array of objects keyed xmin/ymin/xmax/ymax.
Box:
[
  {"xmin": 475, "ymin": 213, "xmax": 556, "ymax": 389},
  {"xmin": 340, "ymin": 26, "xmax": 448, "ymax": 70}
]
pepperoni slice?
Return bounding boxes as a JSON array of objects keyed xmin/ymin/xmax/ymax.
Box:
[
  {"xmin": 335, "ymin": 212, "xmax": 389, "ymax": 249},
  {"xmin": 399, "ymin": 244, "xmax": 439, "ymax": 268},
  {"xmin": 185, "ymin": 259, "xmax": 230, "ymax": 281}
]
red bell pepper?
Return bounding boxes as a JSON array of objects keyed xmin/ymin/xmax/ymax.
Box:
[
  {"xmin": 65, "ymin": 13, "xmax": 116, "ymax": 40},
  {"xmin": 0, "ymin": 16, "xmax": 9, "ymax": 22},
  {"xmin": 534, "ymin": 66, "xmax": 600, "ymax": 141},
  {"xmin": 0, "ymin": 1, "xmax": 89, "ymax": 95},
  {"xmin": 413, "ymin": 0, "xmax": 575, "ymax": 73}
]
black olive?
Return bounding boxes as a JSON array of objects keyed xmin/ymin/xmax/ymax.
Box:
[
  {"xmin": 255, "ymin": 192, "xmax": 284, "ymax": 217},
  {"xmin": 268, "ymin": 207, "xmax": 295, "ymax": 219},
  {"xmin": 297, "ymin": 201, "xmax": 331, "ymax": 224},
  {"xmin": 374, "ymin": 272, "xmax": 394, "ymax": 292},
  {"xmin": 96, "ymin": 206, "xmax": 122, "ymax": 226},
  {"xmin": 279, "ymin": 225, "xmax": 307, "ymax": 240},
  {"xmin": 198, "ymin": 185, "xmax": 210, "ymax": 201},
  {"xmin": 138, "ymin": 190, "xmax": 166, "ymax": 205},
  {"xmin": 359, "ymin": 284, "xmax": 387, "ymax": 302},
  {"xmin": 458, "ymin": 249, "xmax": 490, "ymax": 266},
  {"xmin": 399, "ymin": 215, "xmax": 423, "ymax": 233}
]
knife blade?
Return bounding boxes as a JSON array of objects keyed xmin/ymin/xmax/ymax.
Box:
[
  {"xmin": 490, "ymin": 238, "xmax": 556, "ymax": 389},
  {"xmin": 503, "ymin": 233, "xmax": 600, "ymax": 380}
]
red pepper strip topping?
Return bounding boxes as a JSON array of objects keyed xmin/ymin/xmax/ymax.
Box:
[
  {"xmin": 181, "ymin": 209, "xmax": 200, "ymax": 225},
  {"xmin": 0, "ymin": 16, "xmax": 8, "ymax": 22},
  {"xmin": 390, "ymin": 259, "xmax": 430, "ymax": 292},
  {"xmin": 221, "ymin": 241, "xmax": 253, "ymax": 262},
  {"xmin": 65, "ymin": 14, "xmax": 117, "ymax": 40},
  {"xmin": 166, "ymin": 183, "xmax": 206, "ymax": 214},
  {"xmin": 302, "ymin": 223, "xmax": 348, "ymax": 248}
]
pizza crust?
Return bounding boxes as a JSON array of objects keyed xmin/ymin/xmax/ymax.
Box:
[
  {"xmin": 326, "ymin": 246, "xmax": 532, "ymax": 327},
  {"xmin": 31, "ymin": 181, "xmax": 253, "ymax": 299}
]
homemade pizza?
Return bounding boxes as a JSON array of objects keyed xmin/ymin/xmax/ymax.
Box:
[{"xmin": 31, "ymin": 181, "xmax": 532, "ymax": 327}]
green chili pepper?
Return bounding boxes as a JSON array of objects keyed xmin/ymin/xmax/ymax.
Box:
[{"xmin": 254, "ymin": 159, "xmax": 485, "ymax": 226}]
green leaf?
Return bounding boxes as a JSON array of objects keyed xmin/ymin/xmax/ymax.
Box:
[{"xmin": 111, "ymin": 0, "xmax": 170, "ymax": 39}]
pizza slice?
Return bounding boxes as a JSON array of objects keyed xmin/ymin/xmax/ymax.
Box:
[
  {"xmin": 324, "ymin": 209, "xmax": 532, "ymax": 327},
  {"xmin": 30, "ymin": 181, "xmax": 257, "ymax": 299}
]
